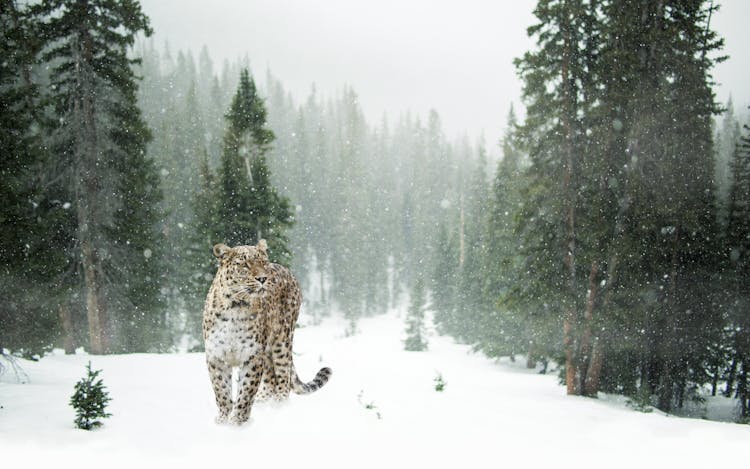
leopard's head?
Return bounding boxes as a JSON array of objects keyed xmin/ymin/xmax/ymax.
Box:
[{"xmin": 213, "ymin": 240, "xmax": 270, "ymax": 301}]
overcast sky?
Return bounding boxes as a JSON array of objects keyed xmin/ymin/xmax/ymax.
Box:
[{"xmin": 140, "ymin": 0, "xmax": 750, "ymax": 149}]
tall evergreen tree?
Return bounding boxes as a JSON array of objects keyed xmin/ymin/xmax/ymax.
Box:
[
  {"xmin": 215, "ymin": 68, "xmax": 293, "ymax": 262},
  {"xmin": 724, "ymin": 113, "xmax": 750, "ymax": 419},
  {"xmin": 0, "ymin": 0, "xmax": 75, "ymax": 357},
  {"xmin": 455, "ymin": 139, "xmax": 490, "ymax": 342},
  {"xmin": 596, "ymin": 0, "xmax": 724, "ymax": 410},
  {"xmin": 106, "ymin": 101, "xmax": 167, "ymax": 352},
  {"xmin": 32, "ymin": 0, "xmax": 163, "ymax": 353},
  {"xmin": 715, "ymin": 98, "xmax": 742, "ymax": 228},
  {"xmin": 513, "ymin": 0, "xmax": 601, "ymax": 395},
  {"xmin": 431, "ymin": 222, "xmax": 459, "ymax": 337},
  {"xmin": 183, "ymin": 151, "xmax": 220, "ymax": 349},
  {"xmin": 477, "ymin": 106, "xmax": 541, "ymax": 362},
  {"xmin": 404, "ymin": 276, "xmax": 428, "ymax": 351}
]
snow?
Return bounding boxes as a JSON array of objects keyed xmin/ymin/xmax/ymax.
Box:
[{"xmin": 1, "ymin": 309, "xmax": 748, "ymax": 469}]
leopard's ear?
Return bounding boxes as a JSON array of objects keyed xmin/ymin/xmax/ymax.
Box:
[
  {"xmin": 213, "ymin": 243, "xmax": 231, "ymax": 259},
  {"xmin": 257, "ymin": 239, "xmax": 268, "ymax": 255}
]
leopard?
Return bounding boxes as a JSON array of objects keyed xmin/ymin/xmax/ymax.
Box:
[{"xmin": 202, "ymin": 239, "xmax": 332, "ymax": 425}]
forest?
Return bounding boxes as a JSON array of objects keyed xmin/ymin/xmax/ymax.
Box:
[{"xmin": 1, "ymin": 0, "xmax": 749, "ymax": 423}]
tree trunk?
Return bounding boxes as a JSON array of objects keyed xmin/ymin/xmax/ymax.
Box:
[
  {"xmin": 526, "ymin": 341, "xmax": 537, "ymax": 369},
  {"xmin": 658, "ymin": 225, "xmax": 681, "ymax": 412},
  {"xmin": 585, "ymin": 340, "xmax": 604, "ymax": 396},
  {"xmin": 587, "ymin": 253, "xmax": 620, "ymax": 397},
  {"xmin": 81, "ymin": 236, "xmax": 107, "ymax": 354},
  {"xmin": 738, "ymin": 360, "xmax": 748, "ymax": 418},
  {"xmin": 579, "ymin": 261, "xmax": 598, "ymax": 385},
  {"xmin": 711, "ymin": 364, "xmax": 719, "ymax": 396},
  {"xmin": 725, "ymin": 357, "xmax": 737, "ymax": 397},
  {"xmin": 58, "ymin": 303, "xmax": 76, "ymax": 354},
  {"xmin": 75, "ymin": 24, "xmax": 109, "ymax": 355},
  {"xmin": 564, "ymin": 317, "xmax": 579, "ymax": 395},
  {"xmin": 561, "ymin": 4, "xmax": 579, "ymax": 396},
  {"xmin": 581, "ymin": 262, "xmax": 602, "ymax": 397}
]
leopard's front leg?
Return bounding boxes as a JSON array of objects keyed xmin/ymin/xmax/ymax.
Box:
[
  {"xmin": 207, "ymin": 358, "xmax": 232, "ymax": 423},
  {"xmin": 230, "ymin": 354, "xmax": 265, "ymax": 425}
]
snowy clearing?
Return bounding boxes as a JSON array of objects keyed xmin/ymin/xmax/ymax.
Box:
[{"xmin": 1, "ymin": 310, "xmax": 748, "ymax": 469}]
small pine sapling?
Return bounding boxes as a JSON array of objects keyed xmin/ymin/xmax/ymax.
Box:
[
  {"xmin": 70, "ymin": 362, "xmax": 112, "ymax": 430},
  {"xmin": 434, "ymin": 372, "xmax": 446, "ymax": 392},
  {"xmin": 404, "ymin": 276, "xmax": 428, "ymax": 351}
]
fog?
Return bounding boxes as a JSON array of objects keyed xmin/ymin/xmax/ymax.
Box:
[
  {"xmin": 141, "ymin": 0, "xmax": 749, "ymax": 144},
  {"xmin": 4, "ymin": 0, "xmax": 750, "ymax": 430}
]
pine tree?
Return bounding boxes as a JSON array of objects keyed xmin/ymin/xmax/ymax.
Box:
[
  {"xmin": 215, "ymin": 69, "xmax": 293, "ymax": 263},
  {"xmin": 715, "ymin": 98, "xmax": 742, "ymax": 228},
  {"xmin": 404, "ymin": 276, "xmax": 428, "ymax": 351},
  {"xmin": 724, "ymin": 113, "xmax": 750, "ymax": 420},
  {"xmin": 477, "ymin": 105, "xmax": 538, "ymax": 362},
  {"xmin": 32, "ymin": 0, "xmax": 162, "ymax": 353},
  {"xmin": 174, "ymin": 151, "xmax": 221, "ymax": 350},
  {"xmin": 433, "ymin": 372, "xmax": 446, "ymax": 392},
  {"xmin": 0, "ymin": 0, "xmax": 76, "ymax": 357},
  {"xmin": 327, "ymin": 87, "xmax": 372, "ymax": 327},
  {"xmin": 0, "ymin": 1, "xmax": 41, "ymax": 269},
  {"xmin": 70, "ymin": 362, "xmax": 111, "ymax": 430},
  {"xmin": 455, "ymin": 140, "xmax": 491, "ymax": 342},
  {"xmin": 431, "ymin": 222, "xmax": 459, "ymax": 337},
  {"xmin": 106, "ymin": 105, "xmax": 167, "ymax": 352},
  {"xmin": 514, "ymin": 0, "xmax": 601, "ymax": 395},
  {"xmin": 595, "ymin": 0, "xmax": 724, "ymax": 410}
]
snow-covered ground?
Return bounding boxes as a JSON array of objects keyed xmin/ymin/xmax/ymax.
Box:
[{"xmin": 1, "ymin": 309, "xmax": 748, "ymax": 468}]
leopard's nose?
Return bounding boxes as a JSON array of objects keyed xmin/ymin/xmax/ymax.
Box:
[{"xmin": 256, "ymin": 276, "xmax": 267, "ymax": 285}]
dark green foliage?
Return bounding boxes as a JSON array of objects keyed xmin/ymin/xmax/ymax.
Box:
[
  {"xmin": 28, "ymin": 0, "xmax": 167, "ymax": 353},
  {"xmin": 431, "ymin": 223, "xmax": 459, "ymax": 336},
  {"xmin": 181, "ymin": 68, "xmax": 294, "ymax": 344},
  {"xmin": 426, "ymin": 0, "xmax": 735, "ymax": 415},
  {"xmin": 434, "ymin": 372, "xmax": 446, "ymax": 392},
  {"xmin": 715, "ymin": 99, "xmax": 742, "ymax": 228},
  {"xmin": 404, "ymin": 276, "xmax": 428, "ymax": 351},
  {"xmin": 215, "ymin": 69, "xmax": 293, "ymax": 264},
  {"xmin": 470, "ymin": 107, "xmax": 541, "ymax": 360},
  {"xmin": 590, "ymin": 0, "xmax": 724, "ymax": 411},
  {"xmin": 454, "ymin": 142, "xmax": 490, "ymax": 343},
  {"xmin": 0, "ymin": 0, "xmax": 77, "ymax": 357},
  {"xmin": 70, "ymin": 362, "xmax": 111, "ymax": 430},
  {"xmin": 723, "ymin": 113, "xmax": 750, "ymax": 420},
  {"xmin": 106, "ymin": 108, "xmax": 167, "ymax": 352},
  {"xmin": 182, "ymin": 152, "xmax": 220, "ymax": 349}
]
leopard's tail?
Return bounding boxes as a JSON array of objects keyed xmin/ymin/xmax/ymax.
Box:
[{"xmin": 292, "ymin": 365, "xmax": 332, "ymax": 394}]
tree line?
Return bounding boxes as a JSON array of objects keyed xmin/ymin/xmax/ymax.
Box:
[
  {"xmin": 429, "ymin": 0, "xmax": 750, "ymax": 421},
  {"xmin": 134, "ymin": 38, "xmax": 483, "ymax": 346},
  {"xmin": 0, "ymin": 0, "xmax": 299, "ymax": 356},
  {"xmin": 1, "ymin": 0, "xmax": 484, "ymax": 356},
  {"xmin": 3, "ymin": 0, "xmax": 748, "ymax": 423}
]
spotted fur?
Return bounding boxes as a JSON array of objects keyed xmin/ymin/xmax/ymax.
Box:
[{"xmin": 202, "ymin": 239, "xmax": 332, "ymax": 425}]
